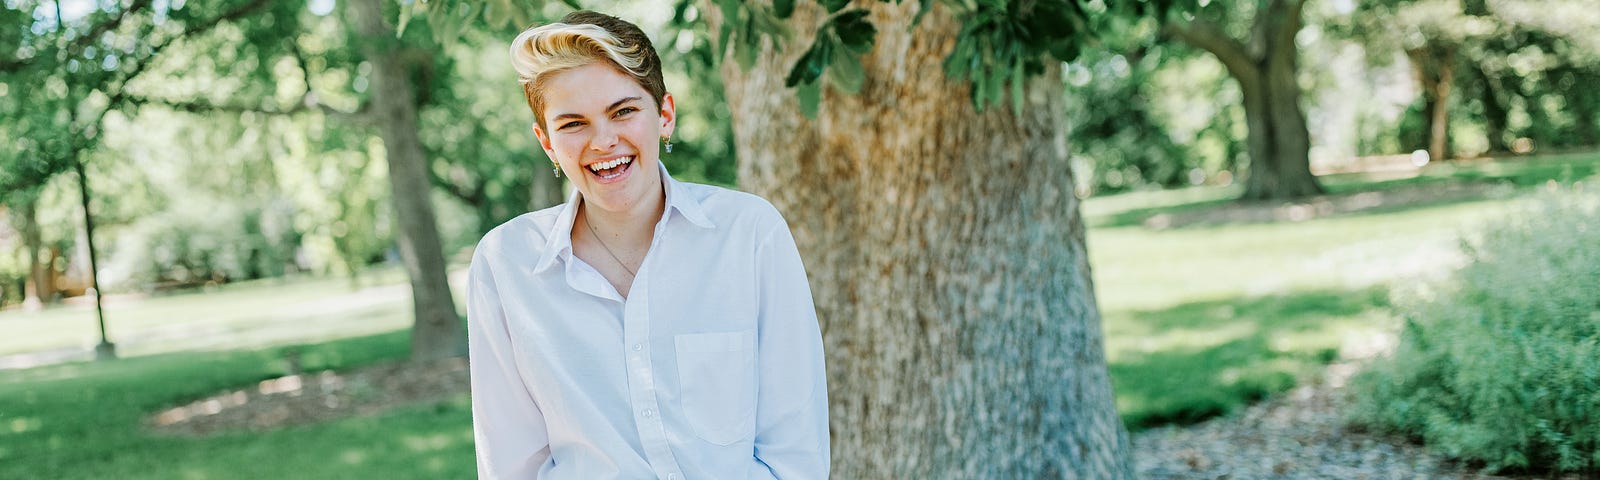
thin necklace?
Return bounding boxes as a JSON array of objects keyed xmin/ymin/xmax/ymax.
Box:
[{"xmin": 583, "ymin": 209, "xmax": 637, "ymax": 277}]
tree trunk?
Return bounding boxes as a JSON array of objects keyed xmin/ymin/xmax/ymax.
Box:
[
  {"xmin": 19, "ymin": 197, "xmax": 48, "ymax": 311},
  {"xmin": 350, "ymin": 0, "xmax": 464, "ymax": 360},
  {"xmin": 1408, "ymin": 45, "xmax": 1454, "ymax": 162},
  {"xmin": 1238, "ymin": 58, "xmax": 1321, "ymax": 199},
  {"xmin": 711, "ymin": 3, "xmax": 1131, "ymax": 478}
]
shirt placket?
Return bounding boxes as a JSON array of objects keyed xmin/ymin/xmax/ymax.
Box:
[{"xmin": 624, "ymin": 228, "xmax": 686, "ymax": 480}]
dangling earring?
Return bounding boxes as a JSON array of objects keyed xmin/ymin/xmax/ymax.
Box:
[
  {"xmin": 551, "ymin": 160, "xmax": 561, "ymax": 178},
  {"xmin": 662, "ymin": 135, "xmax": 673, "ymax": 153}
]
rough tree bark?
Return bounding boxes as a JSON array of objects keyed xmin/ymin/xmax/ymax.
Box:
[
  {"xmin": 710, "ymin": 3, "xmax": 1131, "ymax": 478},
  {"xmin": 350, "ymin": 0, "xmax": 465, "ymax": 360},
  {"xmin": 1166, "ymin": 0, "xmax": 1324, "ymax": 200}
]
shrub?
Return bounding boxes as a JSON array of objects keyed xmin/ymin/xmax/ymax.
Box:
[{"xmin": 1350, "ymin": 184, "xmax": 1600, "ymax": 474}]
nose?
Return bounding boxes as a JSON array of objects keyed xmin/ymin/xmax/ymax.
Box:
[{"xmin": 589, "ymin": 121, "xmax": 619, "ymax": 152}]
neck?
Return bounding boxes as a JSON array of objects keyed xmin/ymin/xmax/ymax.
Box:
[{"xmin": 579, "ymin": 184, "xmax": 666, "ymax": 248}]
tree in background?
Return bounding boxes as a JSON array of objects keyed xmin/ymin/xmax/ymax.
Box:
[
  {"xmin": 1163, "ymin": 0, "xmax": 1324, "ymax": 199},
  {"xmin": 1338, "ymin": 0, "xmax": 1600, "ymax": 158},
  {"xmin": 346, "ymin": 0, "xmax": 463, "ymax": 360},
  {"xmin": 0, "ymin": 0, "xmax": 473, "ymax": 360},
  {"xmin": 1, "ymin": 0, "xmax": 295, "ymax": 357}
]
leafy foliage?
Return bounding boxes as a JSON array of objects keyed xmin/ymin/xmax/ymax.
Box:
[
  {"xmin": 1350, "ymin": 185, "xmax": 1600, "ymax": 474},
  {"xmin": 679, "ymin": 0, "xmax": 1192, "ymax": 115},
  {"xmin": 1064, "ymin": 49, "xmax": 1201, "ymax": 194}
]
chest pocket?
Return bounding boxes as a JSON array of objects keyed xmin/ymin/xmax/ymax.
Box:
[{"xmin": 674, "ymin": 330, "xmax": 758, "ymax": 445}]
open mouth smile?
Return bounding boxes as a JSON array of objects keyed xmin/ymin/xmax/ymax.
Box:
[{"xmin": 585, "ymin": 155, "xmax": 634, "ymax": 184}]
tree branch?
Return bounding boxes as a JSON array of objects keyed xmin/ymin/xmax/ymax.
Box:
[
  {"xmin": 1164, "ymin": 18, "xmax": 1259, "ymax": 79},
  {"xmin": 125, "ymin": 94, "xmax": 370, "ymax": 119}
]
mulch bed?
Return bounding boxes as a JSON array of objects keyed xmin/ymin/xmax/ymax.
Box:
[
  {"xmin": 147, "ymin": 357, "xmax": 469, "ymax": 436},
  {"xmin": 1132, "ymin": 360, "xmax": 1594, "ymax": 480}
]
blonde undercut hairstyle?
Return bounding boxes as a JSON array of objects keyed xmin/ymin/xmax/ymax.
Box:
[{"xmin": 509, "ymin": 11, "xmax": 667, "ymax": 129}]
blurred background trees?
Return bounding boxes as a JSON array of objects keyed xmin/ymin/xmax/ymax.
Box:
[
  {"xmin": 1, "ymin": 0, "xmax": 1595, "ymax": 350},
  {"xmin": 2, "ymin": 0, "xmax": 1599, "ymax": 477}
]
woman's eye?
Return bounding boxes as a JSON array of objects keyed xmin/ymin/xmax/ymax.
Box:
[
  {"xmin": 613, "ymin": 107, "xmax": 637, "ymax": 118},
  {"xmin": 559, "ymin": 121, "xmax": 583, "ymax": 131}
]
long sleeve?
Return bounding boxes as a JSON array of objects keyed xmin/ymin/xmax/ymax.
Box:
[
  {"xmin": 468, "ymin": 249, "xmax": 553, "ymax": 479},
  {"xmin": 749, "ymin": 220, "xmax": 831, "ymax": 479}
]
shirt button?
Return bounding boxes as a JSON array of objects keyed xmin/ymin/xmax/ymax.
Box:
[
  {"xmin": 632, "ymin": 343, "xmax": 642, "ymax": 351},
  {"xmin": 642, "ymin": 409, "xmax": 654, "ymax": 418},
  {"xmin": 667, "ymin": 474, "xmax": 678, "ymax": 480}
]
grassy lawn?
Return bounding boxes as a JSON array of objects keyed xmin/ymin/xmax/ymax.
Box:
[
  {"xmin": 1091, "ymin": 151, "xmax": 1599, "ymax": 428},
  {"xmin": 0, "ymin": 332, "xmax": 469, "ymax": 479},
  {"xmin": 0, "ymin": 268, "xmax": 420, "ymax": 364},
  {"xmin": 0, "ymin": 152, "xmax": 1594, "ymax": 477}
]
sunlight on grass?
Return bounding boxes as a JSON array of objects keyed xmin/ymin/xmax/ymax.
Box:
[
  {"xmin": 0, "ymin": 265, "xmax": 465, "ymax": 367},
  {"xmin": 1087, "ymin": 153, "xmax": 1600, "ymax": 429}
]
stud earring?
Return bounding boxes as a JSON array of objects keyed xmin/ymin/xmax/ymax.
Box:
[{"xmin": 662, "ymin": 135, "xmax": 673, "ymax": 153}]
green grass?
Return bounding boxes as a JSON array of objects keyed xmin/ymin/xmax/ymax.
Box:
[
  {"xmin": 0, "ymin": 332, "xmax": 475, "ymax": 479},
  {"xmin": 1090, "ymin": 151, "xmax": 1600, "ymax": 429},
  {"xmin": 0, "ymin": 268, "xmax": 419, "ymax": 361},
  {"xmin": 0, "ymin": 151, "xmax": 1595, "ymax": 477}
]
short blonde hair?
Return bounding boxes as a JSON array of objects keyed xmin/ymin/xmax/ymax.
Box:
[{"xmin": 510, "ymin": 11, "xmax": 667, "ymax": 128}]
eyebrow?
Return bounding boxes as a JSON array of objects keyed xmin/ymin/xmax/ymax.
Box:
[{"xmin": 551, "ymin": 96, "xmax": 643, "ymax": 122}]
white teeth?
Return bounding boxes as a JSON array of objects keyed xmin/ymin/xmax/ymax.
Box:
[{"xmin": 588, "ymin": 156, "xmax": 634, "ymax": 173}]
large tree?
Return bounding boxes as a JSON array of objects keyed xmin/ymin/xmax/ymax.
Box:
[
  {"xmin": 1164, "ymin": 0, "xmax": 1325, "ymax": 199},
  {"xmin": 708, "ymin": 2, "xmax": 1129, "ymax": 477},
  {"xmin": 348, "ymin": 0, "xmax": 465, "ymax": 360}
]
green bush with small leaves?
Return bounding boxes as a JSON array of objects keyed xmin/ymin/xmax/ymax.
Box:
[{"xmin": 1351, "ymin": 185, "xmax": 1600, "ymax": 474}]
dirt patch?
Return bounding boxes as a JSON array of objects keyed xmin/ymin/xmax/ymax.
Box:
[
  {"xmin": 147, "ymin": 357, "xmax": 468, "ymax": 436},
  {"xmin": 1142, "ymin": 182, "xmax": 1513, "ymax": 229}
]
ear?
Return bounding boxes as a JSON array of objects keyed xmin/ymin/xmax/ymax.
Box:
[
  {"xmin": 657, "ymin": 92, "xmax": 677, "ymax": 139},
  {"xmin": 532, "ymin": 123, "xmax": 555, "ymax": 156}
]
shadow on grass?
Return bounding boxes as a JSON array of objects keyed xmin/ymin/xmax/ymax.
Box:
[
  {"xmin": 1108, "ymin": 287, "xmax": 1391, "ymax": 431},
  {"xmin": 0, "ymin": 328, "xmax": 483, "ymax": 479},
  {"xmin": 0, "ymin": 330, "xmax": 419, "ymax": 478}
]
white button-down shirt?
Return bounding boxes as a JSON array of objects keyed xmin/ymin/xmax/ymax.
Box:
[{"xmin": 468, "ymin": 165, "xmax": 830, "ymax": 479}]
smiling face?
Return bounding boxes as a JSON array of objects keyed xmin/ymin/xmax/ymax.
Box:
[{"xmin": 533, "ymin": 62, "xmax": 676, "ymax": 215}]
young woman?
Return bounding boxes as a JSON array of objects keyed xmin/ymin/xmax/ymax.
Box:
[{"xmin": 467, "ymin": 11, "xmax": 830, "ymax": 479}]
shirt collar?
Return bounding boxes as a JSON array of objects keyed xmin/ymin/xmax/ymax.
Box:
[{"xmin": 532, "ymin": 162, "xmax": 715, "ymax": 274}]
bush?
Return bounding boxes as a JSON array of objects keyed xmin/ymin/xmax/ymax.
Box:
[{"xmin": 1350, "ymin": 184, "xmax": 1600, "ymax": 474}]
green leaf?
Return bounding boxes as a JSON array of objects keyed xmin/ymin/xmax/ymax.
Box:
[
  {"xmin": 831, "ymin": 9, "xmax": 876, "ymax": 54},
  {"xmin": 784, "ymin": 36, "xmax": 833, "ymax": 87},
  {"xmin": 819, "ymin": 0, "xmax": 851, "ymax": 13},
  {"xmin": 797, "ymin": 81, "xmax": 821, "ymax": 118},
  {"xmin": 774, "ymin": 0, "xmax": 795, "ymax": 18},
  {"xmin": 825, "ymin": 46, "xmax": 865, "ymax": 94}
]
